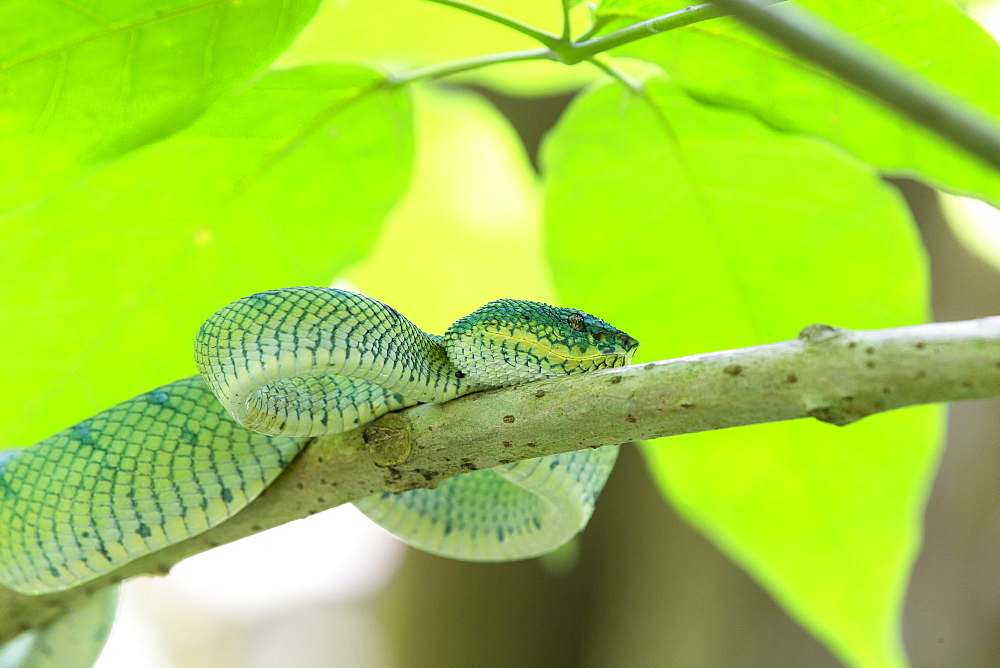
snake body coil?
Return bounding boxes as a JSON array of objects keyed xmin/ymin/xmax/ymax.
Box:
[{"xmin": 0, "ymin": 288, "xmax": 637, "ymax": 594}]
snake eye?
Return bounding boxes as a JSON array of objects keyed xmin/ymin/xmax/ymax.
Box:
[
  {"xmin": 567, "ymin": 313, "xmax": 585, "ymax": 332},
  {"xmin": 593, "ymin": 332, "xmax": 605, "ymax": 342}
]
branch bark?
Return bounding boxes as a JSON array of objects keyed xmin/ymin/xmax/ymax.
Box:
[{"xmin": 2, "ymin": 317, "xmax": 998, "ymax": 641}]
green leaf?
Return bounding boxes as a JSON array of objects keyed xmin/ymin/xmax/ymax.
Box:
[
  {"xmin": 0, "ymin": 0, "xmax": 322, "ymax": 209},
  {"xmin": 278, "ymin": 0, "xmax": 597, "ymax": 95},
  {"xmin": 596, "ymin": 0, "xmax": 1000, "ymax": 206},
  {"xmin": 543, "ymin": 76, "xmax": 942, "ymax": 667},
  {"xmin": 0, "ymin": 64, "xmax": 413, "ymax": 448}
]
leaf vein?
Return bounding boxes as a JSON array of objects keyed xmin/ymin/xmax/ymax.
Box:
[{"xmin": 0, "ymin": 0, "xmax": 228, "ymax": 74}]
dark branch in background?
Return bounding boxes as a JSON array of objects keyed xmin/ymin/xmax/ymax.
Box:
[
  {"xmin": 708, "ymin": 0, "xmax": 1000, "ymax": 171},
  {"xmin": 2, "ymin": 317, "xmax": 999, "ymax": 640}
]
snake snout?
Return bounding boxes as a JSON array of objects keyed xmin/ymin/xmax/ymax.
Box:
[
  {"xmin": 617, "ymin": 332, "xmax": 639, "ymax": 349},
  {"xmin": 596, "ymin": 331, "xmax": 638, "ymax": 363},
  {"xmin": 601, "ymin": 331, "xmax": 638, "ymax": 355}
]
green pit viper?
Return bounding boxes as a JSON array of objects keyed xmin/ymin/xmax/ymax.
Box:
[{"xmin": 0, "ymin": 287, "xmax": 637, "ymax": 595}]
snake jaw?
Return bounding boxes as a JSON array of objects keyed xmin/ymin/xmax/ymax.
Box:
[{"xmin": 458, "ymin": 328, "xmax": 635, "ymax": 384}]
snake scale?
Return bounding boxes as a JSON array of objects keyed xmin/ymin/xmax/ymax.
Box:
[{"xmin": 0, "ymin": 287, "xmax": 637, "ymax": 595}]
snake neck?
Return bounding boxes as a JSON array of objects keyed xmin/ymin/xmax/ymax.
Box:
[{"xmin": 400, "ymin": 331, "xmax": 490, "ymax": 400}]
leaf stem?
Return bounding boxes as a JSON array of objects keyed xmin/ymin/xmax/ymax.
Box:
[
  {"xmin": 560, "ymin": 0, "xmax": 574, "ymax": 42},
  {"xmin": 423, "ymin": 0, "xmax": 561, "ymax": 49},
  {"xmin": 388, "ymin": 48, "xmax": 553, "ymax": 86},
  {"xmin": 708, "ymin": 0, "xmax": 1000, "ymax": 171},
  {"xmin": 587, "ymin": 56, "xmax": 644, "ymax": 94},
  {"xmin": 395, "ymin": 3, "xmax": 772, "ymax": 87}
]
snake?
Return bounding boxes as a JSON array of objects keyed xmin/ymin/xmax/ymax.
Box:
[{"xmin": 0, "ymin": 287, "xmax": 637, "ymax": 595}]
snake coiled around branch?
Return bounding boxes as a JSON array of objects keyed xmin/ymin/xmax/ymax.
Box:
[{"xmin": 0, "ymin": 287, "xmax": 637, "ymax": 594}]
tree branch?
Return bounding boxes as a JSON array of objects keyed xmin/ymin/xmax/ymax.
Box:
[{"xmin": 3, "ymin": 317, "xmax": 998, "ymax": 641}]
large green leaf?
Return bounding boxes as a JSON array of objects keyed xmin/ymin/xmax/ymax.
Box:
[
  {"xmin": 543, "ymin": 76, "xmax": 942, "ymax": 667},
  {"xmin": 596, "ymin": 0, "xmax": 1000, "ymax": 206},
  {"xmin": 0, "ymin": 64, "xmax": 412, "ymax": 448},
  {"xmin": 0, "ymin": 0, "xmax": 321, "ymax": 209}
]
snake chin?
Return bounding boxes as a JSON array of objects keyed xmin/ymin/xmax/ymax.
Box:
[
  {"xmin": 521, "ymin": 338, "xmax": 634, "ymax": 369},
  {"xmin": 506, "ymin": 327, "xmax": 635, "ymax": 359}
]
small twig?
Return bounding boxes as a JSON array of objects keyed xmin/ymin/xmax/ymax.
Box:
[
  {"xmin": 586, "ymin": 56, "xmax": 645, "ymax": 94},
  {"xmin": 560, "ymin": 0, "xmax": 574, "ymax": 42},
  {"xmin": 575, "ymin": 4, "xmax": 609, "ymax": 43},
  {"xmin": 388, "ymin": 48, "xmax": 553, "ymax": 86},
  {"xmin": 401, "ymin": 2, "xmax": 786, "ymax": 84},
  {"xmin": 4, "ymin": 317, "xmax": 998, "ymax": 641}
]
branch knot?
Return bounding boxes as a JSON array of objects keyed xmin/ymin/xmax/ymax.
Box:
[
  {"xmin": 363, "ymin": 413, "xmax": 413, "ymax": 467},
  {"xmin": 798, "ymin": 323, "xmax": 847, "ymax": 344}
]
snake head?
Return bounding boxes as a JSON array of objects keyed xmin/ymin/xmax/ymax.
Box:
[{"xmin": 442, "ymin": 299, "xmax": 639, "ymax": 387}]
